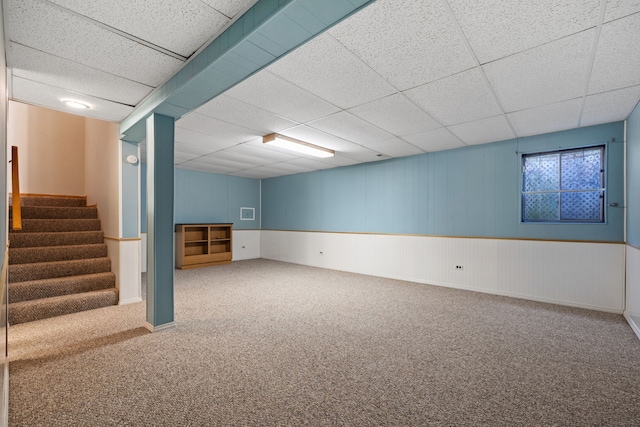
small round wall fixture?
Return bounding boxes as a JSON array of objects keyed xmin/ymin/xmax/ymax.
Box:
[
  {"xmin": 62, "ymin": 99, "xmax": 90, "ymax": 109},
  {"xmin": 126, "ymin": 155, "xmax": 139, "ymax": 165}
]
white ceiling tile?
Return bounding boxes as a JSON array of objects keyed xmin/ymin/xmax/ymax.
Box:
[
  {"xmin": 228, "ymin": 169, "xmax": 280, "ymax": 179},
  {"xmin": 604, "ymin": 0, "xmax": 640, "ymax": 22},
  {"xmin": 246, "ymin": 163, "xmax": 308, "ymax": 177},
  {"xmin": 329, "ymin": 0, "xmax": 474, "ymax": 90},
  {"xmin": 448, "ymin": 115, "xmax": 515, "ymax": 145},
  {"xmin": 581, "ymin": 85, "xmax": 640, "ymax": 126},
  {"xmin": 11, "ymin": 76, "xmax": 133, "ymax": 122},
  {"xmin": 6, "ymin": 0, "xmax": 183, "ymax": 86},
  {"xmin": 174, "ymin": 151, "xmax": 202, "ymax": 163},
  {"xmin": 176, "ymin": 162, "xmax": 237, "ymax": 175},
  {"xmin": 307, "ymin": 111, "xmax": 393, "ymax": 144},
  {"xmin": 507, "ymin": 98, "xmax": 582, "ymax": 137},
  {"xmin": 194, "ymin": 95, "xmax": 297, "ymax": 133},
  {"xmin": 315, "ymin": 154, "xmax": 363, "ymax": 168},
  {"xmin": 177, "ymin": 112, "xmax": 257, "ymax": 142},
  {"xmin": 224, "ymin": 71, "xmax": 340, "ymax": 123},
  {"xmin": 483, "ymin": 30, "xmax": 594, "ymax": 112},
  {"xmin": 267, "ymin": 33, "xmax": 396, "ymax": 109},
  {"xmin": 365, "ymin": 138, "xmax": 423, "ymax": 158},
  {"xmin": 402, "ymin": 128, "xmax": 465, "ymax": 152},
  {"xmin": 239, "ymin": 167, "xmax": 293, "ymax": 178},
  {"xmin": 405, "ymin": 68, "xmax": 502, "ymax": 126},
  {"xmin": 174, "ymin": 141, "xmax": 215, "ymax": 156},
  {"xmin": 8, "ymin": 43, "xmax": 151, "ymax": 105},
  {"xmin": 174, "ymin": 128, "xmax": 238, "ymax": 151},
  {"xmin": 273, "ymin": 161, "xmax": 317, "ymax": 174},
  {"xmin": 589, "ymin": 13, "xmax": 640, "ymax": 94},
  {"xmin": 194, "ymin": 154, "xmax": 255, "ymax": 170},
  {"xmin": 348, "ymin": 93, "xmax": 441, "ymax": 136},
  {"xmin": 284, "ymin": 157, "xmax": 337, "ymax": 171},
  {"xmin": 199, "ymin": 0, "xmax": 256, "ymax": 18},
  {"xmin": 208, "ymin": 149, "xmax": 273, "ymax": 167},
  {"xmin": 450, "ymin": 0, "xmax": 600, "ymax": 63},
  {"xmin": 47, "ymin": 0, "xmax": 230, "ymax": 57}
]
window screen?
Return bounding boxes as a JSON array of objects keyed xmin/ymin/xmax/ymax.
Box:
[{"xmin": 522, "ymin": 146, "xmax": 605, "ymax": 223}]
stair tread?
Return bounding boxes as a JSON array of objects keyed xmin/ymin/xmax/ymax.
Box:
[
  {"xmin": 10, "ymin": 196, "xmax": 87, "ymax": 207},
  {"xmin": 10, "ymin": 230, "xmax": 103, "ymax": 236},
  {"xmin": 9, "ymin": 230, "xmax": 104, "ymax": 248},
  {"xmin": 10, "ymin": 288, "xmax": 118, "ymax": 307},
  {"xmin": 10, "ymin": 271, "xmax": 115, "ymax": 287},
  {"xmin": 8, "ymin": 288, "xmax": 119, "ymax": 324},
  {"xmin": 11, "ymin": 206, "xmax": 98, "ymax": 220},
  {"xmin": 9, "ymin": 272, "xmax": 116, "ymax": 303},
  {"xmin": 9, "ymin": 218, "xmax": 102, "ymax": 233},
  {"xmin": 10, "ymin": 256, "xmax": 111, "ymax": 269},
  {"xmin": 9, "ymin": 243, "xmax": 108, "ymax": 264},
  {"xmin": 8, "ymin": 257, "xmax": 112, "ymax": 283}
]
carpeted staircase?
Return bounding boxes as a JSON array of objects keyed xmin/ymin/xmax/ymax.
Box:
[{"xmin": 8, "ymin": 195, "xmax": 118, "ymax": 324}]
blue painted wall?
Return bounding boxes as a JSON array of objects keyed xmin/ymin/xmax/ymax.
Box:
[
  {"xmin": 628, "ymin": 103, "xmax": 640, "ymax": 247},
  {"xmin": 140, "ymin": 165, "xmax": 260, "ymax": 232},
  {"xmin": 121, "ymin": 141, "xmax": 139, "ymax": 238},
  {"xmin": 262, "ymin": 122, "xmax": 625, "ymax": 242}
]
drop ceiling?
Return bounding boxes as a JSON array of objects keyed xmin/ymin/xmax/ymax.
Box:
[{"xmin": 4, "ymin": 0, "xmax": 640, "ymax": 179}]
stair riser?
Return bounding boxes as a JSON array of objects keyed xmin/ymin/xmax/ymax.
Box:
[
  {"xmin": 9, "ymin": 258, "xmax": 112, "ymax": 283},
  {"xmin": 11, "ymin": 206, "xmax": 97, "ymax": 220},
  {"xmin": 9, "ymin": 273, "xmax": 116, "ymax": 303},
  {"xmin": 9, "ymin": 231, "xmax": 104, "ymax": 248},
  {"xmin": 10, "ymin": 196, "xmax": 87, "ymax": 207},
  {"xmin": 9, "ymin": 289, "xmax": 119, "ymax": 325},
  {"xmin": 10, "ymin": 219, "xmax": 102, "ymax": 233},
  {"xmin": 9, "ymin": 244, "xmax": 108, "ymax": 265}
]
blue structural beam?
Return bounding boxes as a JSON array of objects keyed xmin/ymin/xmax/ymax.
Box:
[
  {"xmin": 145, "ymin": 114, "xmax": 175, "ymax": 331},
  {"xmin": 119, "ymin": 0, "xmax": 377, "ymax": 142}
]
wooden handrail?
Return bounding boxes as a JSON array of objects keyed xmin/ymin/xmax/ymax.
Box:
[{"xmin": 11, "ymin": 146, "xmax": 21, "ymax": 231}]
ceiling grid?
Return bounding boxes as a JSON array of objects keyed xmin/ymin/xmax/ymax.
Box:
[{"xmin": 3, "ymin": 0, "xmax": 640, "ymax": 178}]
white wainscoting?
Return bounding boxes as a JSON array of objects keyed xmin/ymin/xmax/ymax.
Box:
[
  {"xmin": 260, "ymin": 231, "xmax": 625, "ymax": 313},
  {"xmin": 625, "ymin": 244, "xmax": 640, "ymax": 339},
  {"xmin": 140, "ymin": 233, "xmax": 147, "ymax": 273},
  {"xmin": 232, "ymin": 230, "xmax": 261, "ymax": 261},
  {"xmin": 105, "ymin": 238, "xmax": 142, "ymax": 305}
]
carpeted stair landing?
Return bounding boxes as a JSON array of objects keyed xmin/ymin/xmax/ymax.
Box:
[{"xmin": 8, "ymin": 196, "xmax": 118, "ymax": 324}]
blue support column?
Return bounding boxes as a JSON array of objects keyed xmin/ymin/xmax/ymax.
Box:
[{"xmin": 145, "ymin": 113, "xmax": 175, "ymax": 331}]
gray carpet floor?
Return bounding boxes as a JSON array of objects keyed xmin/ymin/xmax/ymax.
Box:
[{"xmin": 8, "ymin": 259, "xmax": 640, "ymax": 426}]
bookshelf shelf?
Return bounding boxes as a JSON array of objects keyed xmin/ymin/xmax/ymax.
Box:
[{"xmin": 175, "ymin": 223, "xmax": 232, "ymax": 269}]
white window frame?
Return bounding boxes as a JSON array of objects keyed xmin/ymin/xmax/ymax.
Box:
[{"xmin": 521, "ymin": 145, "xmax": 605, "ymax": 223}]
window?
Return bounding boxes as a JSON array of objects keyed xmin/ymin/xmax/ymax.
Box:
[{"xmin": 522, "ymin": 146, "xmax": 605, "ymax": 223}]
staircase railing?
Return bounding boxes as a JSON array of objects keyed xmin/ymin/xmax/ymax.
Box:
[{"xmin": 10, "ymin": 146, "xmax": 21, "ymax": 231}]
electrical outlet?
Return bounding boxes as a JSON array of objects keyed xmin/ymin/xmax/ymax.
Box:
[{"xmin": 455, "ymin": 265, "xmax": 463, "ymax": 270}]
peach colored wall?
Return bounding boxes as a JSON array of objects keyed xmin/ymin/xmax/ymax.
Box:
[
  {"xmin": 7, "ymin": 101, "xmax": 85, "ymax": 196},
  {"xmin": 85, "ymin": 117, "xmax": 120, "ymax": 238}
]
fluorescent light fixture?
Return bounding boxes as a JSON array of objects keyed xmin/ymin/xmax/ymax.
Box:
[
  {"xmin": 61, "ymin": 99, "xmax": 90, "ymax": 109},
  {"xmin": 263, "ymin": 133, "xmax": 334, "ymax": 158}
]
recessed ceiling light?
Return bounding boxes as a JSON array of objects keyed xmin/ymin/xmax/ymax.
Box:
[{"xmin": 61, "ymin": 99, "xmax": 90, "ymax": 109}]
